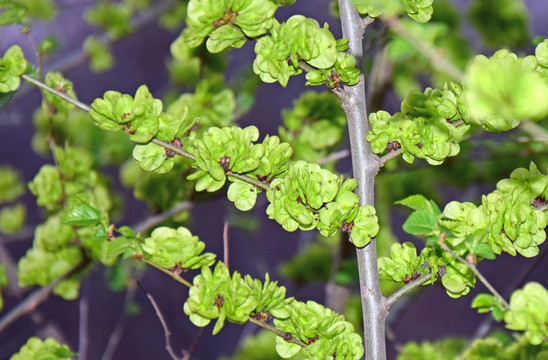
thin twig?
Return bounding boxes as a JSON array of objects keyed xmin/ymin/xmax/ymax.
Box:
[
  {"xmin": 11, "ymin": 1, "xmax": 174, "ymax": 104},
  {"xmin": 470, "ymin": 242, "xmax": 548, "ymax": 341},
  {"xmin": 362, "ymin": 16, "xmax": 375, "ymax": 30},
  {"xmin": 385, "ymin": 273, "xmax": 433, "ymax": 309},
  {"xmin": 378, "ymin": 148, "xmax": 402, "ymax": 168},
  {"xmin": 316, "ymin": 149, "xmax": 350, "ymax": 165},
  {"xmin": 223, "ymin": 222, "xmax": 230, "ymax": 270},
  {"xmin": 151, "ymin": 139, "xmax": 196, "ymax": 160},
  {"xmin": 440, "ymin": 243, "xmax": 510, "ymax": 309},
  {"xmin": 133, "ymin": 201, "xmax": 193, "ymax": 234},
  {"xmin": 0, "ymin": 260, "xmax": 90, "ymax": 333},
  {"xmin": 226, "ymin": 171, "xmax": 270, "ymax": 191},
  {"xmin": 21, "ymin": 74, "xmax": 92, "ymax": 112},
  {"xmin": 248, "ymin": 317, "xmax": 307, "ymax": 347},
  {"xmin": 100, "ymin": 283, "xmax": 139, "ymax": 360},
  {"xmin": 78, "ymin": 281, "xmax": 90, "ymax": 360},
  {"xmin": 137, "ymin": 282, "xmax": 181, "ymax": 360},
  {"xmin": 182, "ymin": 327, "xmax": 206, "ymax": 360},
  {"xmin": 383, "ymin": 17, "xmax": 464, "ymax": 82},
  {"xmin": 140, "ymin": 259, "xmax": 193, "ymax": 288},
  {"xmin": 20, "ymin": 75, "xmax": 274, "ymax": 193}
]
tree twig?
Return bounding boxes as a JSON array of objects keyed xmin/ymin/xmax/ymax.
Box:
[
  {"xmin": 133, "ymin": 201, "xmax": 193, "ymax": 234},
  {"xmin": 21, "ymin": 74, "xmax": 92, "ymax": 112},
  {"xmin": 316, "ymin": 149, "xmax": 350, "ymax": 165},
  {"xmin": 385, "ymin": 273, "xmax": 433, "ymax": 309},
  {"xmin": 182, "ymin": 327, "xmax": 206, "ymax": 360},
  {"xmin": 0, "ymin": 260, "xmax": 90, "ymax": 333},
  {"xmin": 248, "ymin": 317, "xmax": 307, "ymax": 347},
  {"xmin": 378, "ymin": 148, "xmax": 402, "ymax": 168},
  {"xmin": 140, "ymin": 259, "xmax": 193, "ymax": 288},
  {"xmin": 137, "ymin": 282, "xmax": 181, "ymax": 360},
  {"xmin": 440, "ymin": 243, "xmax": 510, "ymax": 309},
  {"xmin": 100, "ymin": 283, "xmax": 139, "ymax": 360}
]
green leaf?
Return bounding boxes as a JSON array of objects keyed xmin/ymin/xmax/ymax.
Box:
[
  {"xmin": 106, "ymin": 237, "xmax": 132, "ymax": 261},
  {"xmin": 402, "ymin": 209, "xmax": 438, "ymax": 235},
  {"xmin": 227, "ymin": 181, "xmax": 258, "ymax": 211},
  {"xmin": 395, "ymin": 194, "xmax": 431, "ymax": 211},
  {"xmin": 0, "ymin": 90, "xmax": 16, "ymax": 114},
  {"xmin": 474, "ymin": 243, "xmax": 495, "ymax": 260},
  {"xmin": 275, "ymin": 336, "xmax": 302, "ymax": 358},
  {"xmin": 63, "ymin": 198, "xmax": 101, "ymax": 227}
]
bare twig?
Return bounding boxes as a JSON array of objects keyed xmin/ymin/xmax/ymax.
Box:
[
  {"xmin": 362, "ymin": 16, "xmax": 375, "ymax": 30},
  {"xmin": 248, "ymin": 317, "xmax": 307, "ymax": 347},
  {"xmin": 316, "ymin": 149, "xmax": 351, "ymax": 165},
  {"xmin": 21, "ymin": 74, "xmax": 92, "ymax": 112},
  {"xmin": 182, "ymin": 327, "xmax": 206, "ymax": 360},
  {"xmin": 19, "ymin": 75, "xmax": 273, "ymax": 193},
  {"xmin": 0, "ymin": 260, "xmax": 90, "ymax": 333},
  {"xmin": 226, "ymin": 171, "xmax": 270, "ymax": 191},
  {"xmin": 133, "ymin": 201, "xmax": 193, "ymax": 234},
  {"xmin": 440, "ymin": 243, "xmax": 510, "ymax": 309},
  {"xmin": 140, "ymin": 259, "xmax": 193, "ymax": 288},
  {"xmin": 100, "ymin": 283, "xmax": 139, "ymax": 360},
  {"xmin": 378, "ymin": 148, "xmax": 402, "ymax": 168},
  {"xmin": 223, "ymin": 222, "xmax": 230, "ymax": 270},
  {"xmin": 78, "ymin": 281, "xmax": 90, "ymax": 360},
  {"xmin": 385, "ymin": 273, "xmax": 433, "ymax": 309},
  {"xmin": 471, "ymin": 242, "xmax": 548, "ymax": 341},
  {"xmin": 137, "ymin": 282, "xmax": 181, "ymax": 360},
  {"xmin": 151, "ymin": 139, "xmax": 196, "ymax": 160}
]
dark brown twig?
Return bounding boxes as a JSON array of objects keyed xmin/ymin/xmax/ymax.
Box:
[
  {"xmin": 137, "ymin": 281, "xmax": 181, "ymax": 360},
  {"xmin": 0, "ymin": 260, "xmax": 90, "ymax": 333}
]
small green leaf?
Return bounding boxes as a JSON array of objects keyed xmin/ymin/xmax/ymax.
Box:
[
  {"xmin": 474, "ymin": 243, "xmax": 496, "ymax": 260},
  {"xmin": 106, "ymin": 237, "xmax": 132, "ymax": 260},
  {"xmin": 275, "ymin": 336, "xmax": 302, "ymax": 358},
  {"xmin": 402, "ymin": 209, "xmax": 438, "ymax": 235},
  {"xmin": 395, "ymin": 194, "xmax": 430, "ymax": 211},
  {"xmin": 63, "ymin": 198, "xmax": 101, "ymax": 227}
]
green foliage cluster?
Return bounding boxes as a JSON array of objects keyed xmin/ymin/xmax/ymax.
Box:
[
  {"xmin": 183, "ymin": 0, "xmax": 278, "ymax": 53},
  {"xmin": 267, "ymin": 161, "xmax": 379, "ymax": 247},
  {"xmin": 399, "ymin": 332, "xmax": 548, "ymax": 360},
  {"xmin": 465, "ymin": 46, "xmax": 548, "ymax": 132},
  {"xmin": 254, "ymin": 16, "xmax": 359, "ymax": 87},
  {"xmin": 279, "ymin": 91, "xmax": 347, "ymax": 163},
  {"xmin": 504, "ymin": 282, "xmax": 548, "ymax": 345},
  {"xmin": 0, "ymin": 166, "xmax": 26, "ymax": 235},
  {"xmin": 353, "ymin": 0, "xmax": 434, "ymax": 23},
  {"xmin": 275, "ymin": 300, "xmax": 363, "ymax": 359},
  {"xmin": 9, "ymin": 337, "xmax": 75, "ymax": 360},
  {"xmin": 0, "ymin": 45, "xmax": 27, "ymax": 93},
  {"xmin": 367, "ymin": 82, "xmax": 470, "ymax": 165},
  {"xmin": 141, "ymin": 226, "xmax": 215, "ymax": 269},
  {"xmin": 182, "ymin": 260, "xmax": 363, "ymax": 359},
  {"xmin": 442, "ymin": 163, "xmax": 548, "ymax": 258},
  {"xmin": 21, "ymin": 146, "xmax": 113, "ymax": 299},
  {"xmin": 469, "ymin": 0, "xmax": 530, "ymax": 48}
]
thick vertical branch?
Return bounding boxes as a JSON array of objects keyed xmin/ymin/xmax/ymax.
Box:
[{"xmin": 337, "ymin": 1, "xmax": 387, "ymax": 359}]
